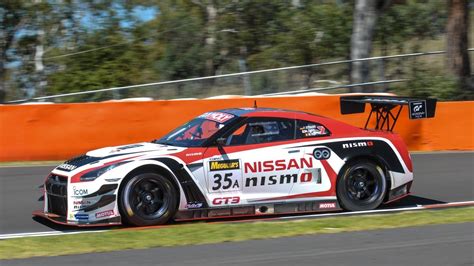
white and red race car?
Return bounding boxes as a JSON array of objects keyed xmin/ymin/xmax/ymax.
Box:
[{"xmin": 34, "ymin": 96, "xmax": 436, "ymax": 226}]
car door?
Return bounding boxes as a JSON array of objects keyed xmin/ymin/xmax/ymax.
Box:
[
  {"xmin": 202, "ymin": 117, "xmax": 302, "ymax": 206},
  {"xmin": 288, "ymin": 119, "xmax": 335, "ymax": 197}
]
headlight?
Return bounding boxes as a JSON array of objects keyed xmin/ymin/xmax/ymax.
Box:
[{"xmin": 80, "ymin": 162, "xmax": 126, "ymax": 182}]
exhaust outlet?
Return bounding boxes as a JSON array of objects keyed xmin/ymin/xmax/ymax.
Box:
[{"xmin": 256, "ymin": 204, "xmax": 274, "ymax": 215}]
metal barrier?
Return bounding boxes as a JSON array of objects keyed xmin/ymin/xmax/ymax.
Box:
[{"xmin": 8, "ymin": 48, "xmax": 474, "ymax": 103}]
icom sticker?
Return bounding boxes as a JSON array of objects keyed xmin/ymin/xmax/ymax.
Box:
[{"xmin": 409, "ymin": 100, "xmax": 427, "ymax": 119}]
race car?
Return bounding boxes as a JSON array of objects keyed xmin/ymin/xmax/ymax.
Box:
[{"xmin": 34, "ymin": 95, "xmax": 436, "ymax": 226}]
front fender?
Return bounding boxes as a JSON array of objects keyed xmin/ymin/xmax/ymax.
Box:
[{"xmin": 110, "ymin": 159, "xmax": 188, "ymax": 210}]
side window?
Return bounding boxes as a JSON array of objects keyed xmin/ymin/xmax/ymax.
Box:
[
  {"xmin": 296, "ymin": 120, "xmax": 330, "ymax": 138},
  {"xmin": 226, "ymin": 118, "xmax": 295, "ymax": 145}
]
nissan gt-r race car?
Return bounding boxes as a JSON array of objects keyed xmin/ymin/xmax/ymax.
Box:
[{"xmin": 34, "ymin": 95, "xmax": 436, "ymax": 226}]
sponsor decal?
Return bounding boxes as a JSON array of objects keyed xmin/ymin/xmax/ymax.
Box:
[
  {"xmin": 313, "ymin": 148, "xmax": 331, "ymax": 160},
  {"xmin": 199, "ymin": 112, "xmax": 235, "ymax": 123},
  {"xmin": 72, "ymin": 187, "xmax": 89, "ymax": 196},
  {"xmin": 95, "ymin": 210, "xmax": 115, "ymax": 219},
  {"xmin": 73, "ymin": 200, "xmax": 92, "ymax": 210},
  {"xmin": 300, "ymin": 125, "xmax": 327, "ymax": 137},
  {"xmin": 186, "ymin": 202, "xmax": 204, "ymax": 209},
  {"xmin": 186, "ymin": 152, "xmax": 203, "ymax": 157},
  {"xmin": 73, "ymin": 200, "xmax": 92, "ymax": 205},
  {"xmin": 208, "ymin": 159, "xmax": 242, "ymax": 193},
  {"xmin": 342, "ymin": 141, "xmax": 374, "ymax": 149},
  {"xmin": 244, "ymin": 172, "xmax": 318, "ymax": 187},
  {"xmin": 244, "ymin": 158, "xmax": 313, "ymax": 173},
  {"xmin": 319, "ymin": 202, "xmax": 336, "ymax": 209},
  {"xmin": 57, "ymin": 163, "xmax": 77, "ymax": 171},
  {"xmin": 242, "ymin": 158, "xmax": 322, "ymax": 188},
  {"xmin": 409, "ymin": 100, "xmax": 427, "ymax": 119},
  {"xmin": 212, "ymin": 196, "xmax": 240, "ymax": 205},
  {"xmin": 209, "ymin": 159, "xmax": 240, "ymax": 171},
  {"xmin": 74, "ymin": 213, "xmax": 89, "ymax": 220}
]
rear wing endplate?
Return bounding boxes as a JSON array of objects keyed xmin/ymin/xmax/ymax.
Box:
[{"xmin": 340, "ymin": 95, "xmax": 437, "ymax": 131}]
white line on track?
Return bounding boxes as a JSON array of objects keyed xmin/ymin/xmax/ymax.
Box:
[
  {"xmin": 0, "ymin": 229, "xmax": 108, "ymax": 240},
  {"xmin": 1, "ymin": 200, "xmax": 472, "ymax": 240}
]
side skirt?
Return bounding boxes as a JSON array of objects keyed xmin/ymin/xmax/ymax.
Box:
[
  {"xmin": 174, "ymin": 199, "xmax": 341, "ymax": 221},
  {"xmin": 385, "ymin": 181, "xmax": 412, "ymax": 203}
]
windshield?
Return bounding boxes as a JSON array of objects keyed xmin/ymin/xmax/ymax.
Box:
[{"xmin": 153, "ymin": 112, "xmax": 236, "ymax": 147}]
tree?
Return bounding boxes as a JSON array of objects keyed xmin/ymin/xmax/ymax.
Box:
[
  {"xmin": 46, "ymin": 12, "xmax": 154, "ymax": 101},
  {"xmin": 0, "ymin": 1, "xmax": 28, "ymax": 102},
  {"xmin": 350, "ymin": 0, "xmax": 391, "ymax": 92},
  {"xmin": 0, "ymin": 1, "xmax": 87, "ymax": 102},
  {"xmin": 446, "ymin": 0, "xmax": 472, "ymax": 97}
]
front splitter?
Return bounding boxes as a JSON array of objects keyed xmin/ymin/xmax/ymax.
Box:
[{"xmin": 32, "ymin": 210, "xmax": 122, "ymax": 227}]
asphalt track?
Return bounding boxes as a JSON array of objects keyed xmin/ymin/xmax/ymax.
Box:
[
  {"xmin": 2, "ymin": 223, "xmax": 473, "ymax": 265},
  {"xmin": 0, "ymin": 152, "xmax": 473, "ymax": 235}
]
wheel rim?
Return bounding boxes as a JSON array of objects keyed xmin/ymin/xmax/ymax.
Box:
[
  {"xmin": 129, "ymin": 177, "xmax": 170, "ymax": 220},
  {"xmin": 345, "ymin": 166, "xmax": 381, "ymax": 204}
]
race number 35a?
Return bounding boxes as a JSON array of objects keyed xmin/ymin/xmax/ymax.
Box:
[
  {"xmin": 208, "ymin": 159, "xmax": 242, "ymax": 192},
  {"xmin": 212, "ymin": 173, "xmax": 239, "ymax": 190}
]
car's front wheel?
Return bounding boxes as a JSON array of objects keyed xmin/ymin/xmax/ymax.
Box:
[
  {"xmin": 119, "ymin": 172, "xmax": 177, "ymax": 226},
  {"xmin": 337, "ymin": 160, "xmax": 387, "ymax": 211}
]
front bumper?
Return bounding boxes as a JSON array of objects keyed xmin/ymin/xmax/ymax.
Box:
[{"xmin": 36, "ymin": 173, "xmax": 122, "ymax": 226}]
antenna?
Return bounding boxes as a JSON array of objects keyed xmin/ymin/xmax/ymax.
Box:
[{"xmin": 253, "ymin": 100, "xmax": 257, "ymax": 108}]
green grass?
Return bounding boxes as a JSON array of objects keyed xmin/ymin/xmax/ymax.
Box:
[{"xmin": 1, "ymin": 207, "xmax": 473, "ymax": 260}]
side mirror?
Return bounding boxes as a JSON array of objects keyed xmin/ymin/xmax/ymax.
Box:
[{"xmin": 216, "ymin": 137, "xmax": 226, "ymax": 146}]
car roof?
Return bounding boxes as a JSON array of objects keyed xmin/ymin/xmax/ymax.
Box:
[
  {"xmin": 217, "ymin": 107, "xmax": 313, "ymax": 117},
  {"xmin": 216, "ymin": 107, "xmax": 363, "ymax": 135}
]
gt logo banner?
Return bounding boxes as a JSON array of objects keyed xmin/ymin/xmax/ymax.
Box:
[{"xmin": 409, "ymin": 100, "xmax": 427, "ymax": 119}]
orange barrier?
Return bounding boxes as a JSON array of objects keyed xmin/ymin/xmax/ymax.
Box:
[{"xmin": 0, "ymin": 96, "xmax": 472, "ymax": 161}]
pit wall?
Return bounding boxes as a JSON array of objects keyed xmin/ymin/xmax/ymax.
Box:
[{"xmin": 0, "ymin": 95, "xmax": 472, "ymax": 161}]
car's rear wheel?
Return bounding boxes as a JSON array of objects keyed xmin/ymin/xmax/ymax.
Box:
[
  {"xmin": 119, "ymin": 173, "xmax": 177, "ymax": 226},
  {"xmin": 337, "ymin": 160, "xmax": 387, "ymax": 211}
]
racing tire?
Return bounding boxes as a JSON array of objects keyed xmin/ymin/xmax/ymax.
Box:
[
  {"xmin": 119, "ymin": 172, "xmax": 178, "ymax": 226},
  {"xmin": 337, "ymin": 160, "xmax": 387, "ymax": 211}
]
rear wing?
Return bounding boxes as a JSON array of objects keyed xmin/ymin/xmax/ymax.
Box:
[{"xmin": 340, "ymin": 95, "xmax": 437, "ymax": 131}]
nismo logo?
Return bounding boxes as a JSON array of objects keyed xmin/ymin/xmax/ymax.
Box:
[
  {"xmin": 209, "ymin": 159, "xmax": 240, "ymax": 171},
  {"xmin": 342, "ymin": 141, "xmax": 374, "ymax": 149}
]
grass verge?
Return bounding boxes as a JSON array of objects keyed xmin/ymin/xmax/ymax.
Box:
[{"xmin": 1, "ymin": 207, "xmax": 473, "ymax": 260}]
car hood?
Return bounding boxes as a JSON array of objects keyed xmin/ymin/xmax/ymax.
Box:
[{"xmin": 86, "ymin": 142, "xmax": 182, "ymax": 158}]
